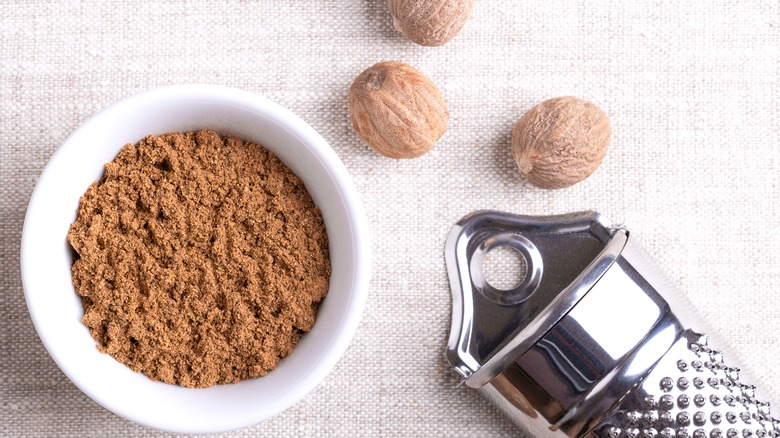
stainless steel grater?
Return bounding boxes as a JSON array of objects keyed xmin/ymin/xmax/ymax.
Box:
[{"xmin": 445, "ymin": 210, "xmax": 779, "ymax": 438}]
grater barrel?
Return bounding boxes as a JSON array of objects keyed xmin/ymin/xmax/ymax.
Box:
[{"xmin": 445, "ymin": 211, "xmax": 779, "ymax": 437}]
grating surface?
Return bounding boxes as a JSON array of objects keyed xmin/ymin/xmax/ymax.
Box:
[{"xmin": 596, "ymin": 332, "xmax": 780, "ymax": 438}]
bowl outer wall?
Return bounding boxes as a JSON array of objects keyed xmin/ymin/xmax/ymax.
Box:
[{"xmin": 20, "ymin": 84, "xmax": 371, "ymax": 433}]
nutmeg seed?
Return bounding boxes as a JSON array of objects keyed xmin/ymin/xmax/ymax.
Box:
[
  {"xmin": 387, "ymin": 0, "xmax": 474, "ymax": 47},
  {"xmin": 511, "ymin": 96, "xmax": 611, "ymax": 189},
  {"xmin": 348, "ymin": 61, "xmax": 449, "ymax": 159}
]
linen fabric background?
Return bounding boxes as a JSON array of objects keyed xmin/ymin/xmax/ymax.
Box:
[{"xmin": 2, "ymin": 1, "xmax": 780, "ymax": 436}]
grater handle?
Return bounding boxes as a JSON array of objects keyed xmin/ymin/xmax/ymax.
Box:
[{"xmin": 444, "ymin": 211, "xmax": 780, "ymax": 438}]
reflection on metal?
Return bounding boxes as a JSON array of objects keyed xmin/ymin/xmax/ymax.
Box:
[{"xmin": 445, "ymin": 211, "xmax": 778, "ymax": 437}]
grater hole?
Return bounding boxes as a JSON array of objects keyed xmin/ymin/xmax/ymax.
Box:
[{"xmin": 482, "ymin": 245, "xmax": 528, "ymax": 291}]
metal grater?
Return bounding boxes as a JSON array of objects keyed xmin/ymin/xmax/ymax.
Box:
[{"xmin": 444, "ymin": 210, "xmax": 779, "ymax": 438}]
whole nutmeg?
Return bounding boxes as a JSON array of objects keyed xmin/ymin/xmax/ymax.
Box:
[
  {"xmin": 511, "ymin": 96, "xmax": 611, "ymax": 189},
  {"xmin": 348, "ymin": 61, "xmax": 449, "ymax": 159},
  {"xmin": 387, "ymin": 0, "xmax": 474, "ymax": 46}
]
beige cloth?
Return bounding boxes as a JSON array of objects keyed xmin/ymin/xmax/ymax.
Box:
[{"xmin": 2, "ymin": 1, "xmax": 779, "ymax": 436}]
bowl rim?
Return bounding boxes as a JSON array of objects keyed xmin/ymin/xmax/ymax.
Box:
[{"xmin": 20, "ymin": 84, "xmax": 371, "ymax": 433}]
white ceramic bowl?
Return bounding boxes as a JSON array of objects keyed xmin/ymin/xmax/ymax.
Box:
[{"xmin": 20, "ymin": 85, "xmax": 370, "ymax": 433}]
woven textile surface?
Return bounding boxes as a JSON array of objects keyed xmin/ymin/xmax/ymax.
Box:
[{"xmin": 2, "ymin": 1, "xmax": 780, "ymax": 436}]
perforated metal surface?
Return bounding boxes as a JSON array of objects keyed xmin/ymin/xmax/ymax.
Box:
[{"xmin": 593, "ymin": 331, "xmax": 780, "ymax": 438}]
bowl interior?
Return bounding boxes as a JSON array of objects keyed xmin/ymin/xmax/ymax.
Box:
[{"xmin": 20, "ymin": 85, "xmax": 369, "ymax": 433}]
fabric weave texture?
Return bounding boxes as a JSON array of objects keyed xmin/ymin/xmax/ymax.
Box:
[{"xmin": 2, "ymin": 1, "xmax": 779, "ymax": 436}]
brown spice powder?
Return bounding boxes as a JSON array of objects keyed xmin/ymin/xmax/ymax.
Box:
[{"xmin": 67, "ymin": 130, "xmax": 331, "ymax": 388}]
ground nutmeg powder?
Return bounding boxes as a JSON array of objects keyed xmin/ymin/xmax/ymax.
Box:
[{"xmin": 67, "ymin": 129, "xmax": 331, "ymax": 388}]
